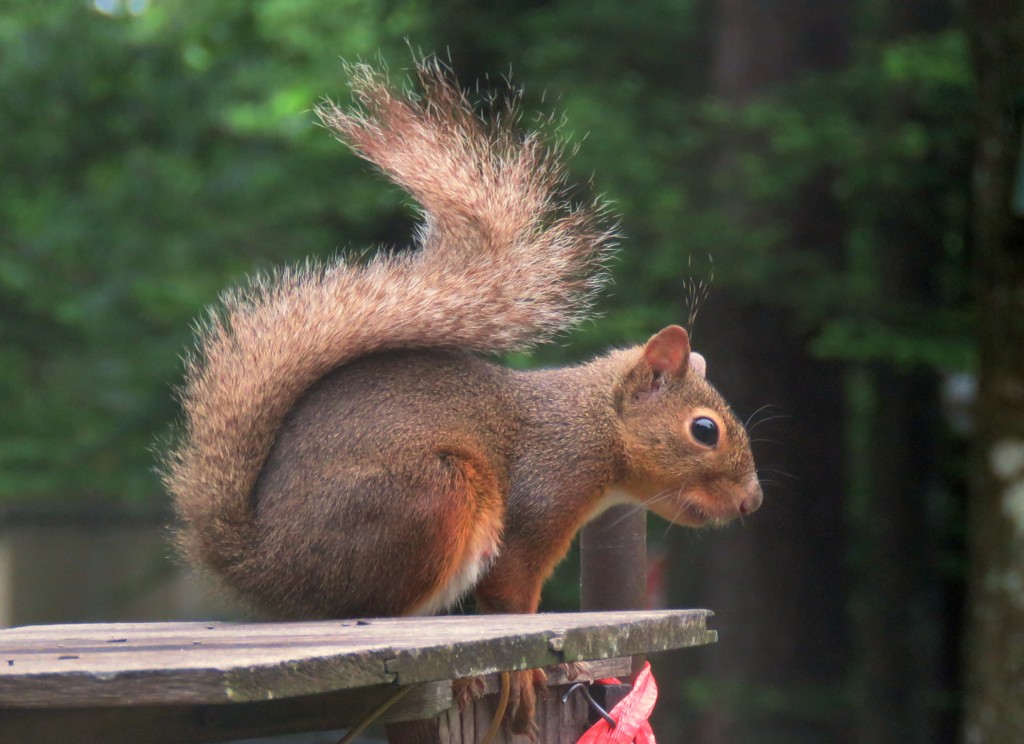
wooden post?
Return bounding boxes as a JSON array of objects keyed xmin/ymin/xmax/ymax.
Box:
[{"xmin": 580, "ymin": 505, "xmax": 648, "ymax": 679}]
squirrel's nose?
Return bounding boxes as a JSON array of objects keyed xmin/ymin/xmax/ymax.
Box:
[{"xmin": 739, "ymin": 478, "xmax": 763, "ymax": 515}]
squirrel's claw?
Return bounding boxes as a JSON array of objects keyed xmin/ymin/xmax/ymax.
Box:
[
  {"xmin": 451, "ymin": 675, "xmax": 487, "ymax": 709},
  {"xmin": 507, "ymin": 668, "xmax": 546, "ymax": 739}
]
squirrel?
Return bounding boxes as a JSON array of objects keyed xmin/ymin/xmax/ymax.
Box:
[{"xmin": 162, "ymin": 60, "xmax": 762, "ymax": 736}]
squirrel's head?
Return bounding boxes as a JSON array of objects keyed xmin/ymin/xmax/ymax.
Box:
[{"xmin": 614, "ymin": 325, "xmax": 762, "ymax": 527}]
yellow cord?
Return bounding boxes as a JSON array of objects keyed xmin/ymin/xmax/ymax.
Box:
[
  {"xmin": 338, "ymin": 670, "xmax": 511, "ymax": 744},
  {"xmin": 480, "ymin": 671, "xmax": 511, "ymax": 744},
  {"xmin": 337, "ymin": 684, "xmax": 414, "ymax": 744}
]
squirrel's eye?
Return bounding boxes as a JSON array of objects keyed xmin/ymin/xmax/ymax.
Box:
[{"xmin": 691, "ymin": 417, "xmax": 719, "ymax": 447}]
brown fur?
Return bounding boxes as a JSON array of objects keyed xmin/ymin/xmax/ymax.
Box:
[
  {"xmin": 162, "ymin": 60, "xmax": 761, "ymax": 736},
  {"xmin": 162, "ymin": 60, "xmax": 614, "ymax": 578}
]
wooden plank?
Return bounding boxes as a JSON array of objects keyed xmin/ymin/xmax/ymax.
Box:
[
  {"xmin": 386, "ymin": 718, "xmax": 445, "ymax": 744},
  {"xmin": 0, "ymin": 682, "xmax": 449, "ymax": 744},
  {"xmin": 559, "ymin": 610, "xmax": 717, "ymax": 663},
  {"xmin": 442, "ymin": 678, "xmax": 597, "ymax": 744},
  {"xmin": 384, "ymin": 657, "xmax": 634, "ymax": 744},
  {"xmin": 0, "ymin": 610, "xmax": 714, "ymax": 709},
  {"xmin": 1, "ymin": 661, "xmax": 632, "ymax": 744},
  {"xmin": 379, "ymin": 611, "xmax": 715, "ymax": 686}
]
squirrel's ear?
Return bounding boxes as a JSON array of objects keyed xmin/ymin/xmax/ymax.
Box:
[
  {"xmin": 630, "ymin": 326, "xmax": 692, "ymax": 404},
  {"xmin": 643, "ymin": 325, "xmax": 691, "ymax": 376}
]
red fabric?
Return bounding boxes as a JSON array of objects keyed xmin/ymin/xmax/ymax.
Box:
[{"xmin": 576, "ymin": 662, "xmax": 657, "ymax": 744}]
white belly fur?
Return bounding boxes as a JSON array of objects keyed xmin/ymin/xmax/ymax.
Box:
[
  {"xmin": 409, "ymin": 489, "xmax": 639, "ymax": 616},
  {"xmin": 410, "ymin": 528, "xmax": 501, "ymax": 616},
  {"xmin": 585, "ymin": 487, "xmax": 641, "ymax": 523}
]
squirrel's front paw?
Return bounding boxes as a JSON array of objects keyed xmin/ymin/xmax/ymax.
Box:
[
  {"xmin": 555, "ymin": 660, "xmax": 594, "ymax": 682},
  {"xmin": 507, "ymin": 668, "xmax": 546, "ymax": 740}
]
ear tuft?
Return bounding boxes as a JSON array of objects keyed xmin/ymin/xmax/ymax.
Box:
[
  {"xmin": 643, "ymin": 325, "xmax": 691, "ymax": 376},
  {"xmin": 689, "ymin": 351, "xmax": 707, "ymax": 379}
]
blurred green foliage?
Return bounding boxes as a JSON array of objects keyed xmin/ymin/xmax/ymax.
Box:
[{"xmin": 0, "ymin": 0, "xmax": 971, "ymax": 504}]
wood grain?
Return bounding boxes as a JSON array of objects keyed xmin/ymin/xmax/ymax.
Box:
[
  {"xmin": 0, "ymin": 610, "xmax": 715, "ymax": 708},
  {"xmin": 1, "ymin": 659, "xmax": 632, "ymax": 744}
]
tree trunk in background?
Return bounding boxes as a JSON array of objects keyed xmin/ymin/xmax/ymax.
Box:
[
  {"xmin": 963, "ymin": 2, "xmax": 1024, "ymax": 742},
  {"xmin": 658, "ymin": 2, "xmax": 852, "ymax": 743}
]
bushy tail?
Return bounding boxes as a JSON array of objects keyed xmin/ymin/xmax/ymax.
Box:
[{"xmin": 163, "ymin": 59, "xmax": 616, "ymax": 574}]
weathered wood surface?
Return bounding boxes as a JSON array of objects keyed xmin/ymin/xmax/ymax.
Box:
[
  {"xmin": 2, "ymin": 659, "xmax": 631, "ymax": 744},
  {"xmin": 0, "ymin": 610, "xmax": 715, "ymax": 709}
]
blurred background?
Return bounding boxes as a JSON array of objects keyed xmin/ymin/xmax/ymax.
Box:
[{"xmin": 2, "ymin": 0, "xmax": 1022, "ymax": 742}]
